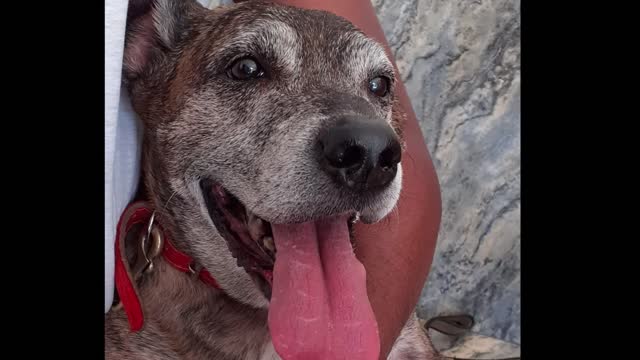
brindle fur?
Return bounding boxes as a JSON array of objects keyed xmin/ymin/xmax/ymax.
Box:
[{"xmin": 106, "ymin": 1, "xmax": 439, "ymax": 359}]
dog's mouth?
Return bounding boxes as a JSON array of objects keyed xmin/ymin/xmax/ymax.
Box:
[
  {"xmin": 200, "ymin": 179, "xmax": 279, "ymax": 298},
  {"xmin": 200, "ymin": 178, "xmax": 378, "ymax": 359},
  {"xmin": 201, "ymin": 179, "xmax": 358, "ymax": 299}
]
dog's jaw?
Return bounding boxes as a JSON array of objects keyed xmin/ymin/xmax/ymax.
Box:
[
  {"xmin": 185, "ymin": 179, "xmax": 272, "ymax": 309},
  {"xmin": 200, "ymin": 179, "xmax": 275, "ymax": 299}
]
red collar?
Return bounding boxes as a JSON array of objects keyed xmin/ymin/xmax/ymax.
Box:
[{"xmin": 114, "ymin": 201, "xmax": 221, "ymax": 332}]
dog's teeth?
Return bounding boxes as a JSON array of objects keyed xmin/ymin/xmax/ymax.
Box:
[
  {"xmin": 262, "ymin": 236, "xmax": 275, "ymax": 253},
  {"xmin": 247, "ymin": 212, "xmax": 266, "ymax": 240}
]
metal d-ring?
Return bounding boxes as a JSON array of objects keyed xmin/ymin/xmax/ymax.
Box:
[
  {"xmin": 141, "ymin": 212, "xmax": 156, "ymax": 264},
  {"xmin": 136, "ymin": 212, "xmax": 164, "ymax": 275}
]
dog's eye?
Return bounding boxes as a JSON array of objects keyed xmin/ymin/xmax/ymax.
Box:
[
  {"xmin": 228, "ymin": 57, "xmax": 264, "ymax": 80},
  {"xmin": 368, "ymin": 76, "xmax": 390, "ymax": 97}
]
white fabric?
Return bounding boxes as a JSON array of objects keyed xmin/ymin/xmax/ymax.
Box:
[
  {"xmin": 104, "ymin": 0, "xmax": 226, "ymax": 314},
  {"xmin": 105, "ymin": 0, "xmax": 143, "ymax": 313}
]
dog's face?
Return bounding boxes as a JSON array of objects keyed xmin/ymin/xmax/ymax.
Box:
[{"xmin": 125, "ymin": 0, "xmax": 404, "ymax": 310}]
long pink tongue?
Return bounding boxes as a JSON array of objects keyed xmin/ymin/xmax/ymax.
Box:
[{"xmin": 268, "ymin": 216, "xmax": 379, "ymax": 360}]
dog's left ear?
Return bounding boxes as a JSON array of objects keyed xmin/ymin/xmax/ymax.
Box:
[{"xmin": 123, "ymin": 0, "xmax": 205, "ymax": 80}]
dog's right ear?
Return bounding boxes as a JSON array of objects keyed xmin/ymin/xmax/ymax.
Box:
[{"xmin": 123, "ymin": 0, "xmax": 204, "ymax": 80}]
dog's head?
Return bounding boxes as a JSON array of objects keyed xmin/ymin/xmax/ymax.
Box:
[{"xmin": 125, "ymin": 0, "xmax": 404, "ymax": 356}]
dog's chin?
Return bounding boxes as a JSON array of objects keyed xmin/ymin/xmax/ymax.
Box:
[
  {"xmin": 357, "ymin": 164, "xmax": 403, "ymax": 224},
  {"xmin": 200, "ymin": 179, "xmax": 360, "ymax": 301}
]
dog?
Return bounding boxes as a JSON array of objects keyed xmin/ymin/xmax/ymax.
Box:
[{"xmin": 105, "ymin": 1, "xmax": 440, "ymax": 359}]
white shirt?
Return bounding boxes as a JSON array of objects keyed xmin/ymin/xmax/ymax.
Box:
[{"xmin": 104, "ymin": 0, "xmax": 233, "ymax": 313}]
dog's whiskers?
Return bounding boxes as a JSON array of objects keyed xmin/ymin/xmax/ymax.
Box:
[
  {"xmin": 163, "ymin": 190, "xmax": 178, "ymax": 212},
  {"xmin": 155, "ymin": 190, "xmax": 178, "ymax": 218}
]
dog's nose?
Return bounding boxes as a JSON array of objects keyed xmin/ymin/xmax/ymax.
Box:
[{"xmin": 319, "ymin": 117, "xmax": 401, "ymax": 192}]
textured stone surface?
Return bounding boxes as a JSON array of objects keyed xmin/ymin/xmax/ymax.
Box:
[
  {"xmin": 206, "ymin": 0, "xmax": 521, "ymax": 345},
  {"xmin": 371, "ymin": 0, "xmax": 521, "ymax": 344},
  {"xmin": 437, "ymin": 333, "xmax": 520, "ymax": 359}
]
